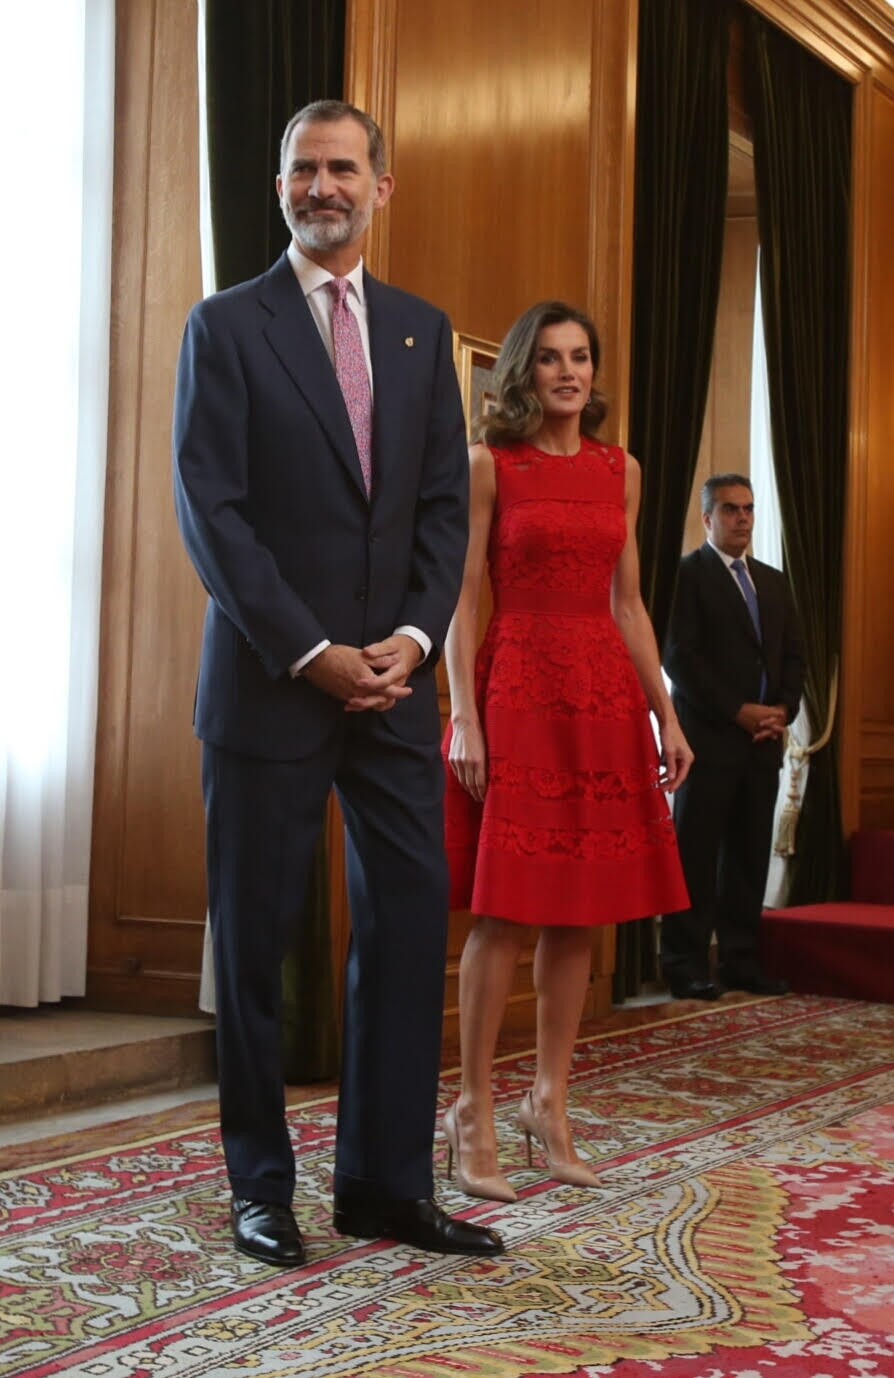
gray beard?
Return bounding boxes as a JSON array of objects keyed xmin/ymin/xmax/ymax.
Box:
[{"xmin": 282, "ymin": 201, "xmax": 372, "ymax": 253}]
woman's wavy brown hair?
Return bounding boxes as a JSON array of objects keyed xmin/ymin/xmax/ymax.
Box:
[{"xmin": 472, "ymin": 301, "xmax": 608, "ymax": 446}]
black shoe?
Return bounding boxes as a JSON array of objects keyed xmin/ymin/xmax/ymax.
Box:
[
  {"xmin": 668, "ymin": 979, "xmax": 721, "ymax": 1001},
  {"xmin": 333, "ymin": 1194, "xmax": 504, "ymax": 1256},
  {"xmin": 719, "ymin": 971, "xmax": 789, "ymax": 996},
  {"xmin": 231, "ymin": 1198, "xmax": 306, "ymax": 1267}
]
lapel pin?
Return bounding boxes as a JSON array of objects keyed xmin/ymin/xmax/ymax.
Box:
[{"xmin": 404, "ymin": 336, "xmax": 414, "ymax": 347}]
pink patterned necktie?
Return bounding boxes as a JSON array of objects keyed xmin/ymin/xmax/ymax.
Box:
[{"xmin": 328, "ymin": 277, "xmax": 372, "ymax": 495}]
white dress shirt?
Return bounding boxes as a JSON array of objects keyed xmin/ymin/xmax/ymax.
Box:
[
  {"xmin": 287, "ymin": 241, "xmax": 373, "ymax": 389},
  {"xmin": 707, "ymin": 538, "xmax": 758, "ymax": 600},
  {"xmin": 285, "ymin": 242, "xmax": 431, "ymax": 674}
]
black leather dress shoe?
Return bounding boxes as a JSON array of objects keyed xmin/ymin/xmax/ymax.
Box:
[
  {"xmin": 668, "ymin": 979, "xmax": 721, "ymax": 1001},
  {"xmin": 333, "ymin": 1195, "xmax": 504, "ymax": 1256},
  {"xmin": 719, "ymin": 971, "xmax": 789, "ymax": 996},
  {"xmin": 231, "ymin": 1198, "xmax": 306, "ymax": 1267}
]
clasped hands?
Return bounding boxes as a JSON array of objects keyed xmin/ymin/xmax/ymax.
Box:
[
  {"xmin": 735, "ymin": 702, "xmax": 787, "ymax": 742},
  {"xmin": 302, "ymin": 634, "xmax": 422, "ymax": 712}
]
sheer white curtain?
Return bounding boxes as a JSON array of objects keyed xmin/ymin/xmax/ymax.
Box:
[
  {"xmin": 0, "ymin": 0, "xmax": 115, "ymax": 1005},
  {"xmin": 749, "ymin": 257, "xmax": 783, "ymax": 572},
  {"xmin": 750, "ymin": 254, "xmax": 808, "ymax": 907}
]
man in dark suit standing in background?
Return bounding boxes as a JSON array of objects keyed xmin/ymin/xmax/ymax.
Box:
[
  {"xmin": 173, "ymin": 100, "xmax": 501, "ymax": 1266},
  {"xmin": 661, "ymin": 473, "xmax": 804, "ymax": 1001}
]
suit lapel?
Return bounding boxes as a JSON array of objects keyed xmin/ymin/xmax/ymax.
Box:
[
  {"xmin": 749, "ymin": 557, "xmax": 780, "ymax": 649},
  {"xmin": 702, "ymin": 543, "xmax": 761, "ymax": 647},
  {"xmin": 259, "ymin": 253, "xmax": 367, "ymax": 498},
  {"xmin": 364, "ymin": 272, "xmax": 407, "ymax": 505}
]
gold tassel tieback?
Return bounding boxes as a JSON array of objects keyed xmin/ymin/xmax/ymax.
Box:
[{"xmin": 773, "ymin": 658, "xmax": 839, "ymax": 859}]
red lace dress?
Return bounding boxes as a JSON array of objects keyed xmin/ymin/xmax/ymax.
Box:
[{"xmin": 443, "ymin": 437, "xmax": 689, "ymax": 926}]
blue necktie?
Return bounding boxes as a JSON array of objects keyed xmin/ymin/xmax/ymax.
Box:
[{"xmin": 732, "ymin": 558, "xmax": 766, "ymax": 701}]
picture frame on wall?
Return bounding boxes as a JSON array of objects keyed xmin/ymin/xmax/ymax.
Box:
[{"xmin": 453, "ymin": 332, "xmax": 500, "ymax": 438}]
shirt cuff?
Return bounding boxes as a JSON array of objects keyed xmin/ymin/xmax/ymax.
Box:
[
  {"xmin": 394, "ymin": 625, "xmax": 431, "ymax": 663},
  {"xmin": 289, "ymin": 640, "xmax": 331, "ymax": 678}
]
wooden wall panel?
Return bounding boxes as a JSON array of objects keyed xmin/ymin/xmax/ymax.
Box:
[
  {"xmin": 116, "ymin": 0, "xmax": 206, "ymax": 926},
  {"xmin": 349, "ymin": 0, "xmax": 638, "ymax": 440},
  {"xmin": 856, "ymin": 80, "xmax": 894, "ymax": 826},
  {"xmin": 386, "ymin": 1, "xmax": 594, "ymax": 340},
  {"xmin": 87, "ymin": 0, "xmax": 207, "ymax": 1011}
]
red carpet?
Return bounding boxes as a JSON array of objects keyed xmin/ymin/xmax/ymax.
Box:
[{"xmin": 2, "ymin": 995, "xmax": 893, "ymax": 1377}]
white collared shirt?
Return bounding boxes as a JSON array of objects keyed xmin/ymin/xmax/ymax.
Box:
[
  {"xmin": 286, "ymin": 241, "xmax": 373, "ymax": 390},
  {"xmin": 708, "ymin": 538, "xmax": 757, "ymax": 600},
  {"xmin": 285, "ymin": 241, "xmax": 430, "ymax": 673}
]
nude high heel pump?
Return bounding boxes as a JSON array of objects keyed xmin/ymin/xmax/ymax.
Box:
[
  {"xmin": 443, "ymin": 1103, "xmax": 517, "ymax": 1203},
  {"xmin": 518, "ymin": 1091, "xmax": 599, "ymax": 1187}
]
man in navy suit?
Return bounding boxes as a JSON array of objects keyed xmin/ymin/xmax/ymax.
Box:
[
  {"xmin": 173, "ymin": 101, "xmax": 501, "ymax": 1266},
  {"xmin": 661, "ymin": 474, "xmax": 804, "ymax": 1001}
]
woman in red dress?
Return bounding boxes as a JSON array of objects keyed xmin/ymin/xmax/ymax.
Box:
[{"xmin": 442, "ymin": 301, "xmax": 692, "ymax": 1200}]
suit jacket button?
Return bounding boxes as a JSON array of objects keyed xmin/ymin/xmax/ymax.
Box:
[{"xmin": 356, "ymin": 588, "xmax": 367, "ymax": 601}]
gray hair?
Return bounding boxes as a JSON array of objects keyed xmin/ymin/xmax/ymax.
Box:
[
  {"xmin": 279, "ymin": 100, "xmax": 386, "ymax": 176},
  {"xmin": 701, "ymin": 472, "xmax": 753, "ymax": 514}
]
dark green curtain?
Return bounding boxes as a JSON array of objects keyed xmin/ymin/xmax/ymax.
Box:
[
  {"xmin": 205, "ymin": 0, "xmax": 345, "ymax": 291},
  {"xmin": 204, "ymin": 0, "xmax": 346, "ymax": 1078},
  {"xmin": 744, "ymin": 14, "xmax": 850, "ymax": 903},
  {"xmin": 629, "ymin": 0, "xmax": 731, "ymax": 644},
  {"xmin": 616, "ymin": 0, "xmax": 731, "ymax": 1000}
]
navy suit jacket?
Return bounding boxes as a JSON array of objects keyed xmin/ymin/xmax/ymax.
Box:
[
  {"xmin": 663, "ymin": 542, "xmax": 804, "ymax": 769},
  {"xmin": 173, "ymin": 252, "xmax": 469, "ymax": 761}
]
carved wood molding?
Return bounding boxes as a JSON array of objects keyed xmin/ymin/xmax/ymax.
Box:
[{"xmin": 746, "ymin": 0, "xmax": 894, "ymax": 84}]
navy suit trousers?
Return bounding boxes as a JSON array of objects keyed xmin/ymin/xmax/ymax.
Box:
[
  {"xmin": 661, "ymin": 750, "xmax": 780, "ymax": 984},
  {"xmin": 202, "ymin": 715, "xmax": 449, "ymax": 1206}
]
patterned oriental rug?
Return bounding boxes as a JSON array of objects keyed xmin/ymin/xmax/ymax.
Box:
[{"xmin": 2, "ymin": 996, "xmax": 894, "ymax": 1378}]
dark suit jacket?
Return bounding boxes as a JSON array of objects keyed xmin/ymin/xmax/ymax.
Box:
[
  {"xmin": 663, "ymin": 542, "xmax": 804, "ymax": 768},
  {"xmin": 173, "ymin": 252, "xmax": 469, "ymax": 761}
]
